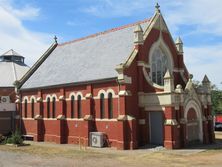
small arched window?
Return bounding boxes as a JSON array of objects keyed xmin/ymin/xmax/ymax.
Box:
[
  {"xmin": 71, "ymin": 95, "xmax": 75, "ymax": 118},
  {"xmin": 151, "ymin": 48, "xmax": 168, "ymax": 86},
  {"xmin": 108, "ymin": 93, "xmax": 113, "ymax": 119},
  {"xmin": 100, "ymin": 93, "xmax": 105, "ymax": 119},
  {"xmin": 24, "ymin": 99, "xmax": 28, "ymax": 118},
  {"xmin": 47, "ymin": 97, "xmax": 50, "ymax": 118},
  {"xmin": 31, "ymin": 99, "xmax": 35, "ymax": 118},
  {"xmin": 77, "ymin": 95, "xmax": 82, "ymax": 118},
  {"xmin": 52, "ymin": 97, "xmax": 56, "ymax": 118}
]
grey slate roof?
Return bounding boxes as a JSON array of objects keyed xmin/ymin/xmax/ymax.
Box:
[
  {"xmin": 0, "ymin": 62, "xmax": 29, "ymax": 87},
  {"xmin": 21, "ymin": 19, "xmax": 150, "ymax": 89}
]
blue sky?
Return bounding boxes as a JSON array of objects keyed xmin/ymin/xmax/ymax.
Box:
[{"xmin": 0, "ymin": 0, "xmax": 222, "ymax": 89}]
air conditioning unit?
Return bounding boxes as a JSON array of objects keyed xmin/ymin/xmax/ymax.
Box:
[
  {"xmin": 1, "ymin": 96, "xmax": 10, "ymax": 103},
  {"xmin": 90, "ymin": 132, "xmax": 105, "ymax": 148}
]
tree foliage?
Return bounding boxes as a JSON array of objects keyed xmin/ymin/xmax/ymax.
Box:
[{"xmin": 212, "ymin": 90, "xmax": 222, "ymax": 114}]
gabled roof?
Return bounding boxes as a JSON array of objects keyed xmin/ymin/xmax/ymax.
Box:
[{"xmin": 21, "ymin": 19, "xmax": 151, "ymax": 89}]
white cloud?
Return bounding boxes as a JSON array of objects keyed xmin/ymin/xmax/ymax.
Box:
[
  {"xmin": 184, "ymin": 45, "xmax": 222, "ymax": 89},
  {"xmin": 82, "ymin": 0, "xmax": 149, "ymax": 17},
  {"xmin": 163, "ymin": 0, "xmax": 222, "ymax": 36},
  {"xmin": 0, "ymin": 1, "xmax": 51, "ymax": 66}
]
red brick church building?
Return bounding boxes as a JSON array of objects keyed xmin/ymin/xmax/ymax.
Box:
[{"xmin": 16, "ymin": 5, "xmax": 214, "ymax": 149}]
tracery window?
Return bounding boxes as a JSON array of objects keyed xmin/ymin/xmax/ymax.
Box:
[{"xmin": 151, "ymin": 48, "xmax": 168, "ymax": 86}]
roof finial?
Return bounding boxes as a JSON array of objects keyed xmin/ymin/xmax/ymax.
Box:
[
  {"xmin": 155, "ymin": 2, "xmax": 160, "ymax": 13},
  {"xmin": 54, "ymin": 35, "xmax": 58, "ymax": 44}
]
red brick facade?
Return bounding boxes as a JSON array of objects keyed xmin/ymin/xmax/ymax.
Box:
[{"xmin": 17, "ymin": 10, "xmax": 214, "ymax": 150}]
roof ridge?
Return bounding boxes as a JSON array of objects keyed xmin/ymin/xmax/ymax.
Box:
[{"xmin": 59, "ymin": 18, "xmax": 151, "ymax": 47}]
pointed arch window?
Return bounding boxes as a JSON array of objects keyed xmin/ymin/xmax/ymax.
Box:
[
  {"xmin": 71, "ymin": 95, "xmax": 75, "ymax": 118},
  {"xmin": 24, "ymin": 99, "xmax": 28, "ymax": 118},
  {"xmin": 77, "ymin": 95, "xmax": 82, "ymax": 118},
  {"xmin": 108, "ymin": 93, "xmax": 113, "ymax": 119},
  {"xmin": 52, "ymin": 97, "xmax": 56, "ymax": 118},
  {"xmin": 47, "ymin": 97, "xmax": 50, "ymax": 118},
  {"xmin": 151, "ymin": 48, "xmax": 168, "ymax": 86},
  {"xmin": 31, "ymin": 99, "xmax": 35, "ymax": 118},
  {"xmin": 100, "ymin": 93, "xmax": 105, "ymax": 119}
]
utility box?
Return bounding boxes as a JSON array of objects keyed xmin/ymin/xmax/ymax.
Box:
[{"xmin": 90, "ymin": 132, "xmax": 105, "ymax": 148}]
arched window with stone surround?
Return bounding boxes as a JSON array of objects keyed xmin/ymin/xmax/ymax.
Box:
[
  {"xmin": 31, "ymin": 99, "xmax": 35, "ymax": 118},
  {"xmin": 52, "ymin": 97, "xmax": 56, "ymax": 118},
  {"xmin": 24, "ymin": 99, "xmax": 28, "ymax": 118},
  {"xmin": 108, "ymin": 93, "xmax": 113, "ymax": 119},
  {"xmin": 47, "ymin": 97, "xmax": 50, "ymax": 118},
  {"xmin": 71, "ymin": 95, "xmax": 75, "ymax": 118},
  {"xmin": 151, "ymin": 47, "xmax": 168, "ymax": 86},
  {"xmin": 100, "ymin": 93, "xmax": 105, "ymax": 119},
  {"xmin": 77, "ymin": 95, "xmax": 82, "ymax": 118}
]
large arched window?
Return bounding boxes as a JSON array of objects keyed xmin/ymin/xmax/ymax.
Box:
[
  {"xmin": 151, "ymin": 48, "xmax": 168, "ymax": 86},
  {"xmin": 31, "ymin": 99, "xmax": 35, "ymax": 118},
  {"xmin": 108, "ymin": 93, "xmax": 113, "ymax": 119},
  {"xmin": 100, "ymin": 93, "xmax": 105, "ymax": 119},
  {"xmin": 77, "ymin": 95, "xmax": 82, "ymax": 118},
  {"xmin": 71, "ymin": 95, "xmax": 75, "ymax": 118},
  {"xmin": 24, "ymin": 99, "xmax": 27, "ymax": 118},
  {"xmin": 47, "ymin": 97, "xmax": 50, "ymax": 118},
  {"xmin": 52, "ymin": 97, "xmax": 56, "ymax": 118}
]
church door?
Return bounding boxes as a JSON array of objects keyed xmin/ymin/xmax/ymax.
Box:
[{"xmin": 149, "ymin": 111, "xmax": 164, "ymax": 145}]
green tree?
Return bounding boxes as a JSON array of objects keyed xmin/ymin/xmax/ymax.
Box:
[{"xmin": 212, "ymin": 90, "xmax": 222, "ymax": 114}]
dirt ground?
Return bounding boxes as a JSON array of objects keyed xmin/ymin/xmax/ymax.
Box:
[{"xmin": 1, "ymin": 132, "xmax": 222, "ymax": 167}]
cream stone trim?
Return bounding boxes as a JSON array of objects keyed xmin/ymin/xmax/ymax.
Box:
[
  {"xmin": 117, "ymin": 74, "xmax": 132, "ymax": 84},
  {"xmin": 85, "ymin": 93, "xmax": 92, "ymax": 99},
  {"xmin": 30, "ymin": 96, "xmax": 37, "ymax": 103},
  {"xmin": 83, "ymin": 115, "xmax": 93, "ymax": 121},
  {"xmin": 165, "ymin": 119, "xmax": 178, "ymax": 126},
  {"xmin": 34, "ymin": 114, "xmax": 42, "ymax": 120},
  {"xmin": 59, "ymin": 95, "xmax": 65, "ymax": 101},
  {"xmin": 76, "ymin": 92, "xmax": 85, "ymax": 99},
  {"xmin": 22, "ymin": 96, "xmax": 29, "ymax": 103},
  {"xmin": 137, "ymin": 61, "xmax": 150, "ymax": 68},
  {"xmin": 95, "ymin": 118, "xmax": 117, "ymax": 122},
  {"xmin": 15, "ymin": 99, "xmax": 20, "ymax": 103},
  {"xmin": 142, "ymin": 66, "xmax": 164, "ymax": 90},
  {"xmin": 184, "ymin": 100, "xmax": 203, "ymax": 142},
  {"xmin": 36, "ymin": 97, "xmax": 43, "ymax": 102},
  {"xmin": 42, "ymin": 118, "xmax": 57, "ymax": 121},
  {"xmin": 118, "ymin": 90, "xmax": 132, "ymax": 96},
  {"xmin": 44, "ymin": 94, "xmax": 51, "ymax": 102},
  {"xmin": 94, "ymin": 89, "xmax": 118, "ymax": 99},
  {"xmin": 22, "ymin": 118, "xmax": 35, "ymax": 120},
  {"xmin": 124, "ymin": 49, "xmax": 138, "ymax": 68},
  {"xmin": 117, "ymin": 115, "xmax": 135, "ymax": 121},
  {"xmin": 51, "ymin": 94, "xmax": 58, "ymax": 101},
  {"xmin": 57, "ymin": 115, "xmax": 65, "ymax": 120}
]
